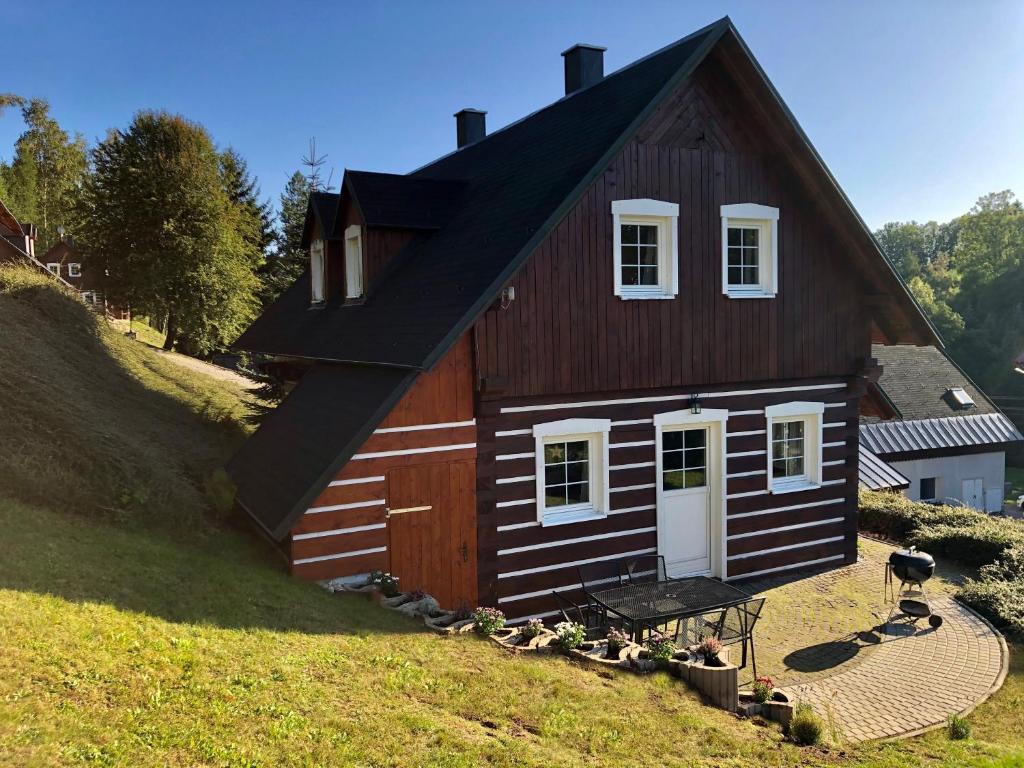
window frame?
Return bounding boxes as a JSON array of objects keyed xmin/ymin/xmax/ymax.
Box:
[
  {"xmin": 533, "ymin": 417, "xmax": 611, "ymax": 527},
  {"xmin": 67, "ymin": 262, "xmax": 81, "ymax": 278},
  {"xmin": 309, "ymin": 238, "xmax": 326, "ymax": 305},
  {"xmin": 919, "ymin": 477, "xmax": 938, "ymax": 501},
  {"xmin": 764, "ymin": 401, "xmax": 824, "ymax": 494},
  {"xmin": 720, "ymin": 203, "xmax": 779, "ymax": 299},
  {"xmin": 344, "ymin": 225, "xmax": 364, "ymax": 300},
  {"xmin": 46, "ymin": 262, "xmax": 60, "ymax": 275},
  {"xmin": 611, "ymin": 199, "xmax": 679, "ymax": 300}
]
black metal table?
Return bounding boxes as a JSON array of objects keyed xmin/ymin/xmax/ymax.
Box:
[{"xmin": 588, "ymin": 576, "xmax": 754, "ymax": 643}]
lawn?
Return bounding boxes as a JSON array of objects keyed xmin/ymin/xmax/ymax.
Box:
[{"xmin": 0, "ymin": 265, "xmax": 1022, "ymax": 766}]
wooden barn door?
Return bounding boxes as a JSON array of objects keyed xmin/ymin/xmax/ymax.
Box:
[{"xmin": 386, "ymin": 461, "xmax": 477, "ymax": 609}]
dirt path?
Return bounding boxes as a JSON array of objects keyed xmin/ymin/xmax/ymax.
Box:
[{"xmin": 150, "ymin": 348, "xmax": 261, "ymax": 390}]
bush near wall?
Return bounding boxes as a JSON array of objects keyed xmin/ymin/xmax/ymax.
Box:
[{"xmin": 858, "ymin": 490, "xmax": 1024, "ymax": 637}]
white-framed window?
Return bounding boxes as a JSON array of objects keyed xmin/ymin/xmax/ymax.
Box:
[
  {"xmin": 344, "ymin": 225, "xmax": 364, "ymax": 300},
  {"xmin": 765, "ymin": 401, "xmax": 823, "ymax": 493},
  {"xmin": 46, "ymin": 263, "xmax": 60, "ymax": 275},
  {"xmin": 310, "ymin": 238, "xmax": 326, "ymax": 305},
  {"xmin": 67, "ymin": 262, "xmax": 81, "ymax": 278},
  {"xmin": 533, "ymin": 418, "xmax": 611, "ymax": 526},
  {"xmin": 81, "ymin": 291, "xmax": 96, "ymax": 305},
  {"xmin": 720, "ymin": 203, "xmax": 779, "ymax": 299},
  {"xmin": 611, "ymin": 199, "xmax": 679, "ymax": 300}
]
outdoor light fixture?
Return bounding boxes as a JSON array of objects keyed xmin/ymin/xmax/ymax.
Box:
[{"xmin": 690, "ymin": 396, "xmax": 701, "ymax": 415}]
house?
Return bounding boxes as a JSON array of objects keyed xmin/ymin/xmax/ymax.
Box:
[
  {"xmin": 860, "ymin": 344, "xmax": 1022, "ymax": 512},
  {"xmin": 39, "ymin": 237, "xmax": 128, "ymax": 318},
  {"xmin": 0, "ymin": 196, "xmax": 38, "ymax": 265},
  {"xmin": 226, "ymin": 18, "xmax": 937, "ymax": 621}
]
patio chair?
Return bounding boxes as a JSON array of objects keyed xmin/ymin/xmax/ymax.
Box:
[
  {"xmin": 550, "ymin": 590, "xmax": 609, "ymax": 641},
  {"xmin": 617, "ymin": 555, "xmax": 667, "ymax": 584},
  {"xmin": 705, "ymin": 597, "xmax": 766, "ymax": 678}
]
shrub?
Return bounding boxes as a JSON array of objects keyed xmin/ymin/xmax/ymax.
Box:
[
  {"xmin": 645, "ymin": 632, "xmax": 675, "ymax": 662},
  {"xmin": 520, "ymin": 618, "xmax": 545, "ymax": 640},
  {"xmin": 606, "ymin": 627, "xmax": 630, "ymax": 657},
  {"xmin": 473, "ymin": 607, "xmax": 506, "ymax": 636},
  {"xmin": 696, "ymin": 635, "xmax": 722, "ymax": 662},
  {"xmin": 789, "ymin": 702, "xmax": 823, "ymax": 746},
  {"xmin": 751, "ymin": 675, "xmax": 774, "ymax": 704},
  {"xmin": 554, "ymin": 621, "xmax": 586, "ymax": 650},
  {"xmin": 947, "ymin": 713, "xmax": 971, "ymax": 740},
  {"xmin": 958, "ymin": 577, "xmax": 1024, "ymax": 637},
  {"xmin": 910, "ymin": 522, "xmax": 1022, "ymax": 568}
]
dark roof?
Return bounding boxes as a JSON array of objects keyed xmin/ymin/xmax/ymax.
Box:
[
  {"xmin": 857, "ymin": 445, "xmax": 909, "ymax": 491},
  {"xmin": 343, "ymin": 171, "xmax": 466, "ymax": 230},
  {"xmin": 867, "ymin": 344, "xmax": 998, "ymax": 422},
  {"xmin": 226, "ymin": 363, "xmax": 417, "ymax": 539},
  {"xmin": 861, "ymin": 412, "xmax": 1023, "ymax": 457},
  {"xmin": 301, "ymin": 192, "xmax": 341, "ymax": 249}
]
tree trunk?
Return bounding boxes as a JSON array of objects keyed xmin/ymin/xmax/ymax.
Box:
[{"xmin": 163, "ymin": 312, "xmax": 177, "ymax": 351}]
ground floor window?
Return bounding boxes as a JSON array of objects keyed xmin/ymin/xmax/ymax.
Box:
[
  {"xmin": 920, "ymin": 477, "xmax": 937, "ymax": 500},
  {"xmin": 533, "ymin": 418, "xmax": 610, "ymax": 526},
  {"xmin": 765, "ymin": 402, "xmax": 824, "ymax": 493}
]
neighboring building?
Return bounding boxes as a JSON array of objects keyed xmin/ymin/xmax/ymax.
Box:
[
  {"xmin": 227, "ymin": 18, "xmax": 937, "ymax": 619},
  {"xmin": 860, "ymin": 344, "xmax": 1023, "ymax": 512},
  {"xmin": 39, "ymin": 237, "xmax": 128, "ymax": 318},
  {"xmin": 0, "ymin": 196, "xmax": 38, "ymax": 265}
]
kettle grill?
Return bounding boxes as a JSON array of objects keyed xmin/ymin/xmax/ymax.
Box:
[{"xmin": 885, "ymin": 546, "xmax": 943, "ymax": 629}]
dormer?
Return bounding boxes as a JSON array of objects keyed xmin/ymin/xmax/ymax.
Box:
[{"xmin": 300, "ymin": 192, "xmax": 341, "ymax": 307}]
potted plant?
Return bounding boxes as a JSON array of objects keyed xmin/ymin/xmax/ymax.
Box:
[
  {"xmin": 554, "ymin": 621, "xmax": 586, "ymax": 651},
  {"xmin": 606, "ymin": 627, "xmax": 630, "ymax": 659},
  {"xmin": 519, "ymin": 618, "xmax": 545, "ymax": 643},
  {"xmin": 751, "ymin": 675, "xmax": 774, "ymax": 704},
  {"xmin": 643, "ymin": 632, "xmax": 675, "ymax": 667},
  {"xmin": 696, "ymin": 635, "xmax": 723, "ymax": 666},
  {"xmin": 473, "ymin": 606, "xmax": 506, "ymax": 636}
]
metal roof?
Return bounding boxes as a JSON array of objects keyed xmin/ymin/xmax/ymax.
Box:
[
  {"xmin": 860, "ymin": 412, "xmax": 1023, "ymax": 457},
  {"xmin": 857, "ymin": 445, "xmax": 910, "ymax": 491}
]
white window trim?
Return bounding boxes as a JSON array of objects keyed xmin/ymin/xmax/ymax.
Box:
[
  {"xmin": 309, "ymin": 239, "xmax": 326, "ymax": 305},
  {"xmin": 611, "ymin": 199, "xmax": 679, "ymax": 300},
  {"xmin": 721, "ymin": 203, "xmax": 779, "ymax": 299},
  {"xmin": 533, "ymin": 418, "xmax": 611, "ymax": 527},
  {"xmin": 46, "ymin": 262, "xmax": 60, "ymax": 275},
  {"xmin": 765, "ymin": 401, "xmax": 824, "ymax": 494},
  {"xmin": 344, "ymin": 224, "xmax": 364, "ymax": 300},
  {"xmin": 67, "ymin": 262, "xmax": 81, "ymax": 277}
]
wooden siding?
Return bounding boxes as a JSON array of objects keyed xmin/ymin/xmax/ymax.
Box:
[
  {"xmin": 475, "ymin": 379, "xmax": 860, "ymax": 622},
  {"xmin": 471, "ymin": 72, "xmax": 872, "ymax": 400},
  {"xmin": 288, "ymin": 334, "xmax": 478, "ymax": 607}
]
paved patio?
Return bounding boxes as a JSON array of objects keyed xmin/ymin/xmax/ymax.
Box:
[{"xmin": 745, "ymin": 537, "xmax": 1008, "ymax": 743}]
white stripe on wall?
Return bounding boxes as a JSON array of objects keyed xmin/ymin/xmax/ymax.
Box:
[
  {"xmin": 726, "ymin": 469, "xmax": 766, "ymax": 479},
  {"xmin": 505, "ymin": 610, "xmax": 561, "ymax": 625},
  {"xmin": 498, "ymin": 547, "xmax": 658, "ymax": 579},
  {"xmin": 498, "ymin": 576, "xmax": 623, "ymax": 604},
  {"xmin": 824, "ymin": 402, "xmax": 848, "ymax": 409},
  {"xmin": 821, "ymin": 478, "xmax": 847, "ymax": 487},
  {"xmin": 726, "ymin": 489, "xmax": 768, "ymax": 500},
  {"xmin": 293, "ymin": 523, "xmax": 387, "ymax": 541},
  {"xmin": 822, "ymin": 459, "xmax": 845, "ymax": 467},
  {"xmin": 352, "ymin": 443, "xmax": 476, "ymax": 460},
  {"xmin": 728, "ymin": 497, "xmax": 845, "ymax": 520},
  {"xmin": 727, "ymin": 450, "xmax": 765, "ymax": 459},
  {"xmin": 727, "ymin": 535, "xmax": 844, "ymax": 561},
  {"xmin": 497, "ymin": 452, "xmax": 534, "ymax": 461},
  {"xmin": 293, "ymin": 546, "xmax": 387, "ymax": 566},
  {"xmin": 612, "ymin": 418, "xmax": 654, "ymax": 426},
  {"xmin": 726, "ymin": 517, "xmax": 845, "ymax": 541},
  {"xmin": 496, "ymin": 498, "xmax": 535, "ymax": 509},
  {"xmin": 610, "ymin": 504, "xmax": 656, "ymax": 515},
  {"xmin": 329, "ymin": 476, "xmax": 385, "ymax": 487},
  {"xmin": 374, "ymin": 419, "xmax": 475, "ymax": 434},
  {"xmin": 726, "ymin": 554, "xmax": 845, "ymax": 581},
  {"xmin": 823, "ymin": 422, "xmax": 846, "ymax": 429},
  {"xmin": 496, "ymin": 475, "xmax": 535, "ymax": 485},
  {"xmin": 500, "ymin": 383, "xmax": 846, "ymax": 414},
  {"xmin": 495, "ymin": 429, "xmax": 532, "ymax": 438},
  {"xmin": 497, "ymin": 526, "xmax": 657, "ymax": 556},
  {"xmin": 728, "ymin": 429, "xmax": 766, "ymax": 438},
  {"xmin": 822, "ymin": 441, "xmax": 845, "ymax": 449},
  {"xmin": 306, "ymin": 499, "xmax": 386, "ymax": 515},
  {"xmin": 497, "ymin": 521, "xmax": 540, "ymax": 532}
]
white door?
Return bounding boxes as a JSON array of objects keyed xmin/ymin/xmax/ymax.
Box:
[
  {"xmin": 961, "ymin": 477, "xmax": 984, "ymax": 510},
  {"xmin": 657, "ymin": 426, "xmax": 712, "ymax": 576}
]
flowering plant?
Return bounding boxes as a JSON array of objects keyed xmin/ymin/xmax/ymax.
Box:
[
  {"xmin": 644, "ymin": 631, "xmax": 675, "ymax": 662},
  {"xmin": 554, "ymin": 621, "xmax": 586, "ymax": 650},
  {"xmin": 520, "ymin": 618, "xmax": 545, "ymax": 640},
  {"xmin": 606, "ymin": 627, "xmax": 630, "ymax": 657},
  {"xmin": 696, "ymin": 635, "xmax": 722, "ymax": 662},
  {"xmin": 751, "ymin": 675, "xmax": 774, "ymax": 704},
  {"xmin": 473, "ymin": 607, "xmax": 506, "ymax": 636}
]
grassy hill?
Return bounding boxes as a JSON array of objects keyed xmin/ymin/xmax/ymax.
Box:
[{"xmin": 0, "ymin": 264, "xmax": 1021, "ymax": 767}]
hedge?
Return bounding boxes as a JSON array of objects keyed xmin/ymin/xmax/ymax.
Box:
[{"xmin": 859, "ymin": 489, "xmax": 1024, "ymax": 637}]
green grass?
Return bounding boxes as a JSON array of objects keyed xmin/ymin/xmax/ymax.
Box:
[
  {"xmin": 109, "ymin": 316, "xmax": 167, "ymax": 349},
  {"xmin": 0, "ymin": 263, "xmax": 1022, "ymax": 766}
]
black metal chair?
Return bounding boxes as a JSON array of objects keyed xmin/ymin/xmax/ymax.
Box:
[
  {"xmin": 550, "ymin": 590, "xmax": 608, "ymax": 641},
  {"xmin": 705, "ymin": 597, "xmax": 766, "ymax": 677},
  {"xmin": 617, "ymin": 554, "xmax": 667, "ymax": 584}
]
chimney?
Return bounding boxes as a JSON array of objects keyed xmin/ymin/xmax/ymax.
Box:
[
  {"xmin": 454, "ymin": 108, "xmax": 487, "ymax": 148},
  {"xmin": 561, "ymin": 44, "xmax": 606, "ymax": 95}
]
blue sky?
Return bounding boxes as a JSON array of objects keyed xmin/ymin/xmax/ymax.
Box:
[{"xmin": 4, "ymin": 0, "xmax": 1023, "ymax": 228}]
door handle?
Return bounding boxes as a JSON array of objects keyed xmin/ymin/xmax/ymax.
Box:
[{"xmin": 386, "ymin": 505, "xmax": 432, "ymax": 518}]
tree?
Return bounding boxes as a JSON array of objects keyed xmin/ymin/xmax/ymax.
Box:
[
  {"xmin": 220, "ymin": 148, "xmax": 275, "ymax": 261},
  {"xmin": 77, "ymin": 111, "xmax": 261, "ymax": 355},
  {"xmin": 259, "ymin": 170, "xmax": 311, "ymax": 304},
  {"xmin": 0, "ymin": 96, "xmax": 87, "ymax": 247}
]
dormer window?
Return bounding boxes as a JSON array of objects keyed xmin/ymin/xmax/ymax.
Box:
[
  {"xmin": 720, "ymin": 203, "xmax": 779, "ymax": 299},
  {"xmin": 68, "ymin": 263, "xmax": 81, "ymax": 278},
  {"xmin": 611, "ymin": 199, "xmax": 679, "ymax": 300},
  {"xmin": 344, "ymin": 225, "xmax": 364, "ymax": 300},
  {"xmin": 310, "ymin": 238, "xmax": 326, "ymax": 305}
]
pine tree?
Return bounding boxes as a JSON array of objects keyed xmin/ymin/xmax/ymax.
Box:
[
  {"xmin": 220, "ymin": 148, "xmax": 275, "ymax": 262},
  {"xmin": 259, "ymin": 170, "xmax": 311, "ymax": 304}
]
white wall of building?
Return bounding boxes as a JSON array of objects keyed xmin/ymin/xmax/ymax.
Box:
[{"xmin": 890, "ymin": 451, "xmax": 1006, "ymax": 513}]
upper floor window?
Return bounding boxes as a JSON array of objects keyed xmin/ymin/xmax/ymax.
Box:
[
  {"xmin": 344, "ymin": 225, "xmax": 364, "ymax": 300},
  {"xmin": 67, "ymin": 263, "xmax": 81, "ymax": 278},
  {"xmin": 310, "ymin": 239, "xmax": 326, "ymax": 305},
  {"xmin": 765, "ymin": 401, "xmax": 823, "ymax": 493},
  {"xmin": 46, "ymin": 263, "xmax": 60, "ymax": 275},
  {"xmin": 720, "ymin": 203, "xmax": 779, "ymax": 299},
  {"xmin": 533, "ymin": 418, "xmax": 611, "ymax": 526},
  {"xmin": 611, "ymin": 199, "xmax": 679, "ymax": 300}
]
